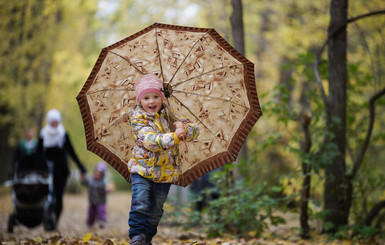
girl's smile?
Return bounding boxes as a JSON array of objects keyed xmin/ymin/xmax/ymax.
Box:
[{"xmin": 140, "ymin": 93, "xmax": 163, "ymax": 113}]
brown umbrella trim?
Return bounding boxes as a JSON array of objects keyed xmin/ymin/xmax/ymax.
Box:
[
  {"xmin": 224, "ymin": 59, "xmax": 262, "ymax": 164},
  {"xmin": 227, "ymin": 109, "xmax": 261, "ymax": 159},
  {"xmin": 104, "ymin": 22, "xmax": 214, "ymax": 53},
  {"xmin": 175, "ymin": 151, "xmax": 235, "ymax": 187},
  {"xmin": 206, "ymin": 28, "xmax": 251, "ymax": 64},
  {"xmin": 77, "ymin": 48, "xmax": 109, "ymax": 98},
  {"xmin": 76, "ymin": 48, "xmax": 109, "ymax": 148},
  {"xmin": 245, "ymin": 63, "xmax": 262, "ymax": 112},
  {"xmin": 76, "ymin": 48, "xmax": 133, "ymax": 182},
  {"xmin": 76, "ymin": 96, "xmax": 94, "ymax": 147},
  {"xmin": 89, "ymin": 141, "xmax": 131, "ymax": 182},
  {"xmin": 205, "ymin": 24, "xmax": 262, "ymax": 120}
]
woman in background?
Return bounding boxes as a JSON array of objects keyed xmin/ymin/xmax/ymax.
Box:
[{"xmin": 37, "ymin": 109, "xmax": 87, "ymax": 228}]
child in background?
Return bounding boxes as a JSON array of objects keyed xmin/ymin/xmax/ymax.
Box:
[
  {"xmin": 128, "ymin": 74, "xmax": 199, "ymax": 245},
  {"xmin": 83, "ymin": 161, "xmax": 113, "ymax": 228},
  {"xmin": 14, "ymin": 127, "xmax": 37, "ymax": 162},
  {"xmin": 10, "ymin": 127, "xmax": 37, "ymax": 179}
]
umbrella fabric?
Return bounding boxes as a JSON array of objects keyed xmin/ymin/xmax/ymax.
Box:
[{"xmin": 77, "ymin": 23, "xmax": 262, "ymax": 187}]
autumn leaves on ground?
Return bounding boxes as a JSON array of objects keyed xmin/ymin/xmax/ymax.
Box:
[{"xmin": 0, "ymin": 191, "xmax": 381, "ymax": 245}]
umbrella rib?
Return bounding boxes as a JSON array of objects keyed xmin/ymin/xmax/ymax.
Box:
[
  {"xmin": 171, "ymin": 94, "xmax": 218, "ymax": 138},
  {"xmin": 155, "ymin": 28, "xmax": 165, "ymax": 82},
  {"xmin": 109, "ymin": 50, "xmax": 144, "ymax": 75},
  {"xmin": 88, "ymin": 140, "xmax": 96, "ymax": 150},
  {"xmin": 172, "ymin": 90, "xmax": 250, "ymax": 110},
  {"xmin": 111, "ymin": 113, "xmax": 130, "ymax": 125},
  {"xmin": 84, "ymin": 88, "xmax": 134, "ymax": 95},
  {"xmin": 168, "ymin": 33, "xmax": 211, "ymax": 85},
  {"xmin": 92, "ymin": 113, "xmax": 131, "ymax": 142},
  {"xmin": 171, "ymin": 64, "xmax": 244, "ymax": 87},
  {"xmin": 171, "ymin": 95, "xmax": 237, "ymax": 159}
]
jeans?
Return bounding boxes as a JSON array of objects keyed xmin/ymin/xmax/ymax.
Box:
[{"xmin": 129, "ymin": 174, "xmax": 171, "ymax": 241}]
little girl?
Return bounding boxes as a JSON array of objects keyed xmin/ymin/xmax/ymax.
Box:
[
  {"xmin": 128, "ymin": 74, "xmax": 199, "ymax": 245},
  {"xmin": 83, "ymin": 161, "xmax": 112, "ymax": 228}
]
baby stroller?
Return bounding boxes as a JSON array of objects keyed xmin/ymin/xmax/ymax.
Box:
[{"xmin": 5, "ymin": 153, "xmax": 56, "ymax": 232}]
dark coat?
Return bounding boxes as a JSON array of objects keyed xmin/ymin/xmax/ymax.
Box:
[{"xmin": 37, "ymin": 133, "xmax": 86, "ymax": 178}]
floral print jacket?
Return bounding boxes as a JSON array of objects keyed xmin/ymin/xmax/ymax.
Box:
[{"xmin": 128, "ymin": 104, "xmax": 199, "ymax": 183}]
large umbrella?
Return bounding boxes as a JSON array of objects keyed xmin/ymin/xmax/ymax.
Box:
[{"xmin": 77, "ymin": 23, "xmax": 262, "ymax": 187}]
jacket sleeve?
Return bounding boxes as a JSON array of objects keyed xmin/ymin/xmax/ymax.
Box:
[
  {"xmin": 64, "ymin": 133, "xmax": 87, "ymax": 174},
  {"xmin": 131, "ymin": 117, "xmax": 180, "ymax": 152},
  {"xmin": 176, "ymin": 116, "xmax": 199, "ymax": 142},
  {"xmin": 36, "ymin": 136, "xmax": 44, "ymax": 156},
  {"xmin": 10, "ymin": 144, "xmax": 22, "ymax": 178},
  {"xmin": 81, "ymin": 176, "xmax": 90, "ymax": 186},
  {"xmin": 13, "ymin": 143, "xmax": 22, "ymax": 164}
]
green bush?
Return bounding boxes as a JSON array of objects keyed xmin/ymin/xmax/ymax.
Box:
[
  {"xmin": 188, "ymin": 165, "xmax": 286, "ymax": 238},
  {"xmin": 327, "ymin": 224, "xmax": 383, "ymax": 241}
]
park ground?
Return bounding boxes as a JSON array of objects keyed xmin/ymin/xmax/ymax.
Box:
[{"xmin": 0, "ymin": 190, "xmax": 382, "ymax": 244}]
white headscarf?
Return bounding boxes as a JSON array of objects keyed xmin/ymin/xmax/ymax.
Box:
[{"xmin": 41, "ymin": 109, "xmax": 66, "ymax": 148}]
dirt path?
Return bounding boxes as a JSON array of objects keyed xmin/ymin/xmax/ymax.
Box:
[
  {"xmin": 0, "ymin": 191, "xmax": 188, "ymax": 244},
  {"xmin": 1, "ymin": 190, "xmax": 383, "ymax": 244}
]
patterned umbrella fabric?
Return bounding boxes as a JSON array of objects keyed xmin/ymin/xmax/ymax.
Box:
[{"xmin": 77, "ymin": 23, "xmax": 262, "ymax": 187}]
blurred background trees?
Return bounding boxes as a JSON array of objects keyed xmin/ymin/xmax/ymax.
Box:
[{"xmin": 1, "ymin": 0, "xmax": 384, "ymax": 240}]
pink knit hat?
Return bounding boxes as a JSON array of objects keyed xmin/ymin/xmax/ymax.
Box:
[{"xmin": 135, "ymin": 74, "xmax": 165, "ymax": 102}]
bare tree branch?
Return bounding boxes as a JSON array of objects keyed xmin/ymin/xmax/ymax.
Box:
[
  {"xmin": 331, "ymin": 10, "xmax": 385, "ymax": 37},
  {"xmin": 313, "ymin": 43, "xmax": 329, "ymax": 110},
  {"xmin": 363, "ymin": 200, "xmax": 385, "ymax": 226},
  {"xmin": 313, "ymin": 9, "xmax": 385, "ymax": 109},
  {"xmin": 313, "ymin": 9, "xmax": 385, "ymax": 175},
  {"xmin": 350, "ymin": 87, "xmax": 385, "ymax": 179}
]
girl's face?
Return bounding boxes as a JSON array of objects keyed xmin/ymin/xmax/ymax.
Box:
[{"xmin": 140, "ymin": 93, "xmax": 163, "ymax": 113}]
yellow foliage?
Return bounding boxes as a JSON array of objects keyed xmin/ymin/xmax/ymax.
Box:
[
  {"xmin": 380, "ymin": 190, "xmax": 385, "ymax": 200},
  {"xmin": 83, "ymin": 232, "xmax": 92, "ymax": 242},
  {"xmin": 280, "ymin": 175, "xmax": 302, "ymax": 201}
]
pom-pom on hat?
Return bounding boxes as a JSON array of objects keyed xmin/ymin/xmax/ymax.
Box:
[
  {"xmin": 95, "ymin": 161, "xmax": 107, "ymax": 173},
  {"xmin": 135, "ymin": 74, "xmax": 165, "ymax": 103}
]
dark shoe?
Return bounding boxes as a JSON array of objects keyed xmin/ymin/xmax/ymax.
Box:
[
  {"xmin": 145, "ymin": 236, "xmax": 152, "ymax": 245},
  {"xmin": 99, "ymin": 221, "xmax": 105, "ymax": 229},
  {"xmin": 130, "ymin": 234, "xmax": 146, "ymax": 245}
]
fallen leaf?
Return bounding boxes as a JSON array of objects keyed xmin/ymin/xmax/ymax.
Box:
[
  {"xmin": 83, "ymin": 233, "xmax": 92, "ymax": 243},
  {"xmin": 104, "ymin": 238, "xmax": 115, "ymax": 245}
]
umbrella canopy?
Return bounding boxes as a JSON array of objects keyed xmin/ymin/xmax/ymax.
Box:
[{"xmin": 77, "ymin": 23, "xmax": 262, "ymax": 187}]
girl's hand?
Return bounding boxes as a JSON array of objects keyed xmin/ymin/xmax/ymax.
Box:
[{"xmin": 174, "ymin": 121, "xmax": 186, "ymax": 139}]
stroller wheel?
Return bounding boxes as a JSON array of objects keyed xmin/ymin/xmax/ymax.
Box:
[{"xmin": 7, "ymin": 214, "xmax": 16, "ymax": 233}]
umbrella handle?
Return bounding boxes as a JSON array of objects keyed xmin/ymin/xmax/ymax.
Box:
[{"xmin": 182, "ymin": 136, "xmax": 188, "ymax": 153}]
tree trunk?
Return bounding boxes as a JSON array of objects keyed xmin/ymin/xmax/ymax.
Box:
[
  {"xmin": 0, "ymin": 118, "xmax": 12, "ymax": 182},
  {"xmin": 323, "ymin": 0, "xmax": 349, "ymax": 232},
  {"xmin": 0, "ymin": 2, "xmax": 60, "ymax": 180},
  {"xmin": 300, "ymin": 113, "xmax": 312, "ymax": 238},
  {"xmin": 230, "ymin": 0, "xmax": 247, "ymax": 168},
  {"xmin": 230, "ymin": 0, "xmax": 245, "ymax": 56}
]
